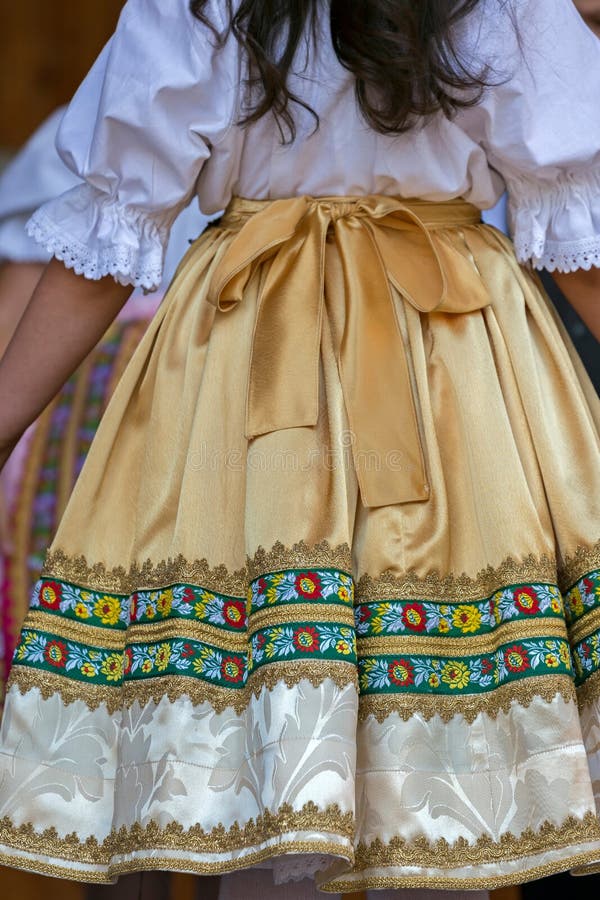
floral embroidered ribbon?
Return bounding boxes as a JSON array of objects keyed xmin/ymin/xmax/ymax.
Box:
[{"xmin": 208, "ymin": 195, "xmax": 491, "ymax": 507}]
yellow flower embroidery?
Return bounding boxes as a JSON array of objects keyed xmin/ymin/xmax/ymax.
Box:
[
  {"xmin": 81, "ymin": 662, "xmax": 97, "ymax": 678},
  {"xmin": 559, "ymin": 643, "xmax": 571, "ymax": 668},
  {"xmin": 438, "ymin": 619, "xmax": 450, "ymax": 633},
  {"xmin": 156, "ymin": 590, "xmax": 174, "ymax": 618},
  {"xmin": 93, "ymin": 595, "xmax": 121, "ymax": 626},
  {"xmin": 428, "ymin": 673, "xmax": 440, "ymax": 688},
  {"xmin": 441, "ymin": 660, "xmax": 471, "ymax": 689},
  {"xmin": 101, "ymin": 653, "xmax": 123, "ymax": 682},
  {"xmin": 155, "ymin": 643, "xmax": 171, "ymax": 671},
  {"xmin": 545, "ymin": 653, "xmax": 560, "ymax": 668},
  {"xmin": 452, "ymin": 605, "xmax": 482, "ymax": 634},
  {"xmin": 74, "ymin": 602, "xmax": 90, "ymax": 619},
  {"xmin": 141, "ymin": 659, "xmax": 154, "ymax": 674},
  {"xmin": 550, "ymin": 596, "xmax": 563, "ymax": 615},
  {"xmin": 337, "ymin": 586, "xmax": 351, "ymax": 603},
  {"xmin": 192, "ymin": 658, "xmax": 204, "ymax": 675},
  {"xmin": 335, "ymin": 639, "xmax": 352, "ymax": 656}
]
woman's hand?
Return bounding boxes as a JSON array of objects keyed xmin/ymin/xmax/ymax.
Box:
[{"xmin": 551, "ymin": 266, "xmax": 600, "ymax": 343}]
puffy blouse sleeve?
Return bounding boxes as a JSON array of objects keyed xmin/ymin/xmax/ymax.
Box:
[
  {"xmin": 26, "ymin": 0, "xmax": 238, "ymax": 291},
  {"xmin": 466, "ymin": 0, "xmax": 600, "ymax": 272}
]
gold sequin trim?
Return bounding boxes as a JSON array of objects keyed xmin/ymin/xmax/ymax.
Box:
[
  {"xmin": 358, "ymin": 675, "xmax": 576, "ymax": 724},
  {"xmin": 7, "ymin": 661, "xmax": 358, "ymax": 716},
  {"xmin": 249, "ymin": 603, "xmax": 355, "ymax": 634},
  {"xmin": 561, "ymin": 541, "xmax": 600, "ymax": 591},
  {"xmin": 42, "ymin": 550, "xmax": 248, "ymax": 596},
  {"xmin": 249, "ymin": 541, "xmax": 352, "ymax": 583},
  {"xmin": 577, "ymin": 670, "xmax": 600, "ymax": 710},
  {"xmin": 358, "ymin": 619, "xmax": 568, "ymax": 657},
  {"xmin": 0, "ymin": 801, "xmax": 354, "ymax": 867},
  {"xmin": 355, "ymin": 554, "xmax": 559, "ymax": 603}
]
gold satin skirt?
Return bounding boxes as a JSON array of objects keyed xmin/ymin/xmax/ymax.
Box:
[{"xmin": 1, "ymin": 195, "xmax": 599, "ymax": 889}]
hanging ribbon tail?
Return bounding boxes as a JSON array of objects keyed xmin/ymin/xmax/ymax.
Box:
[
  {"xmin": 245, "ymin": 207, "xmax": 329, "ymax": 438},
  {"xmin": 335, "ymin": 216, "xmax": 430, "ymax": 507}
]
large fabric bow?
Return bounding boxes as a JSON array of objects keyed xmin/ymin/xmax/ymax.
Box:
[{"xmin": 207, "ymin": 196, "xmax": 490, "ymax": 507}]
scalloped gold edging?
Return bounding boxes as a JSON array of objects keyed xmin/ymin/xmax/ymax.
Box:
[
  {"xmin": 561, "ymin": 541, "xmax": 600, "ymax": 592},
  {"xmin": 350, "ymin": 813, "xmax": 600, "ymax": 871},
  {"xmin": 0, "ymin": 801, "xmax": 354, "ymax": 866},
  {"xmin": 577, "ymin": 669, "xmax": 600, "ymax": 710},
  {"xmin": 249, "ymin": 540, "xmax": 353, "ymax": 582},
  {"xmin": 7, "ymin": 661, "xmax": 359, "ymax": 716},
  {"xmin": 42, "ymin": 550, "xmax": 248, "ymax": 596},
  {"xmin": 358, "ymin": 675, "xmax": 576, "ymax": 724}
]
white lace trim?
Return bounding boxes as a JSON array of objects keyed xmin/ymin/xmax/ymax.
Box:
[
  {"xmin": 514, "ymin": 233, "xmax": 600, "ymax": 273},
  {"xmin": 508, "ymin": 168, "xmax": 600, "ymax": 273},
  {"xmin": 26, "ymin": 184, "xmax": 172, "ymax": 291},
  {"xmin": 271, "ymin": 853, "xmax": 333, "ymax": 884}
]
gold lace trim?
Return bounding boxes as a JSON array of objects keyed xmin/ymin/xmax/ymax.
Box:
[
  {"xmin": 42, "ymin": 550, "xmax": 249, "ymax": 596},
  {"xmin": 358, "ymin": 675, "xmax": 576, "ymax": 724},
  {"xmin": 7, "ymin": 661, "xmax": 358, "ymax": 716},
  {"xmin": 577, "ymin": 670, "xmax": 600, "ymax": 710},
  {"xmin": 356, "ymin": 554, "xmax": 559, "ymax": 603},
  {"xmin": 41, "ymin": 540, "xmax": 600, "ymax": 602},
  {"xmin": 351, "ymin": 812, "xmax": 600, "ymax": 871},
  {"xmin": 561, "ymin": 540, "xmax": 600, "ymax": 591},
  {"xmin": 0, "ymin": 801, "xmax": 354, "ymax": 866},
  {"xmin": 249, "ymin": 541, "xmax": 353, "ymax": 582}
]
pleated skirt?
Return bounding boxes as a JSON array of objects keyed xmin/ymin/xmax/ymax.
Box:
[{"xmin": 0, "ymin": 195, "xmax": 599, "ymax": 891}]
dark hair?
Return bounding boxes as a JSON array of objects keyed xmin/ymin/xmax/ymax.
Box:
[{"xmin": 190, "ymin": 0, "xmax": 495, "ymax": 142}]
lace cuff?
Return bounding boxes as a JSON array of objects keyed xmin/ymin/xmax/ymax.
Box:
[
  {"xmin": 508, "ymin": 169, "xmax": 600, "ymax": 272},
  {"xmin": 26, "ymin": 183, "xmax": 173, "ymax": 291}
]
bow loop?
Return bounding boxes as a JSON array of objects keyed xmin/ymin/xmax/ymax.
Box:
[{"xmin": 206, "ymin": 195, "xmax": 487, "ymax": 507}]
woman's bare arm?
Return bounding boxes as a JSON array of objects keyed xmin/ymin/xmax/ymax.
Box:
[
  {"xmin": 551, "ymin": 267, "xmax": 600, "ymax": 343},
  {"xmin": 0, "ymin": 258, "xmax": 132, "ymax": 465}
]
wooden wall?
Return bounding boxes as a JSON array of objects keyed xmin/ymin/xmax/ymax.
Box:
[{"xmin": 0, "ymin": 1, "xmax": 124, "ymax": 150}]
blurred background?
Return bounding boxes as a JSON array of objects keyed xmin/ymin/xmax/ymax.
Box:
[{"xmin": 0, "ymin": 1, "xmax": 598, "ymax": 899}]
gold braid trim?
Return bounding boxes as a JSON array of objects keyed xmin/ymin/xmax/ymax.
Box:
[
  {"xmin": 358, "ymin": 619, "xmax": 567, "ymax": 657},
  {"xmin": 351, "ymin": 812, "xmax": 600, "ymax": 871},
  {"xmin": 577, "ymin": 670, "xmax": 600, "ymax": 710},
  {"xmin": 42, "ymin": 550, "xmax": 248, "ymax": 596},
  {"xmin": 561, "ymin": 540, "xmax": 600, "ymax": 592},
  {"xmin": 569, "ymin": 607, "xmax": 600, "ymax": 646},
  {"xmin": 7, "ymin": 661, "xmax": 358, "ymax": 716},
  {"xmin": 0, "ymin": 801, "xmax": 354, "ymax": 865},
  {"xmin": 249, "ymin": 603, "xmax": 355, "ymax": 633},
  {"xmin": 41, "ymin": 540, "xmax": 600, "ymax": 602},
  {"xmin": 358, "ymin": 675, "xmax": 576, "ymax": 724},
  {"xmin": 249, "ymin": 541, "xmax": 353, "ymax": 582},
  {"xmin": 356, "ymin": 554, "xmax": 559, "ymax": 603}
]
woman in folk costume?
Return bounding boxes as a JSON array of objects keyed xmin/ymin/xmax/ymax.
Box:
[{"xmin": 0, "ymin": 0, "xmax": 599, "ymax": 895}]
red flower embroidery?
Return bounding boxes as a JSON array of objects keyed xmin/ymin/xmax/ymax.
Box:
[
  {"xmin": 582, "ymin": 642, "xmax": 591, "ymax": 659},
  {"xmin": 221, "ymin": 656, "xmax": 245, "ymax": 683},
  {"xmin": 255, "ymin": 634, "xmax": 266, "ymax": 651},
  {"xmin": 357, "ymin": 606, "xmax": 372, "ymax": 623},
  {"xmin": 182, "ymin": 587, "xmax": 195, "ymax": 604},
  {"xmin": 44, "ymin": 640, "xmax": 68, "ymax": 668},
  {"xmin": 123, "ymin": 648, "xmax": 133, "ymax": 675},
  {"xmin": 388, "ymin": 659, "xmax": 414, "ymax": 686},
  {"xmin": 513, "ymin": 587, "xmax": 540, "ymax": 616},
  {"xmin": 129, "ymin": 593, "xmax": 139, "ymax": 622},
  {"xmin": 504, "ymin": 645, "xmax": 530, "ymax": 673},
  {"xmin": 293, "ymin": 626, "xmax": 320, "ymax": 652},
  {"xmin": 481, "ymin": 657, "xmax": 494, "ymax": 674},
  {"xmin": 222, "ymin": 600, "xmax": 246, "ymax": 629},
  {"xmin": 39, "ymin": 581, "xmax": 62, "ymax": 610},
  {"xmin": 295, "ymin": 573, "xmax": 322, "ymax": 600},
  {"xmin": 402, "ymin": 602, "xmax": 427, "ymax": 632},
  {"xmin": 182, "ymin": 643, "xmax": 195, "ymax": 658},
  {"xmin": 257, "ymin": 577, "xmax": 268, "ymax": 594}
]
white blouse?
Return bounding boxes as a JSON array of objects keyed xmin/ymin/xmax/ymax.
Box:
[{"xmin": 27, "ymin": 0, "xmax": 600, "ymax": 291}]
